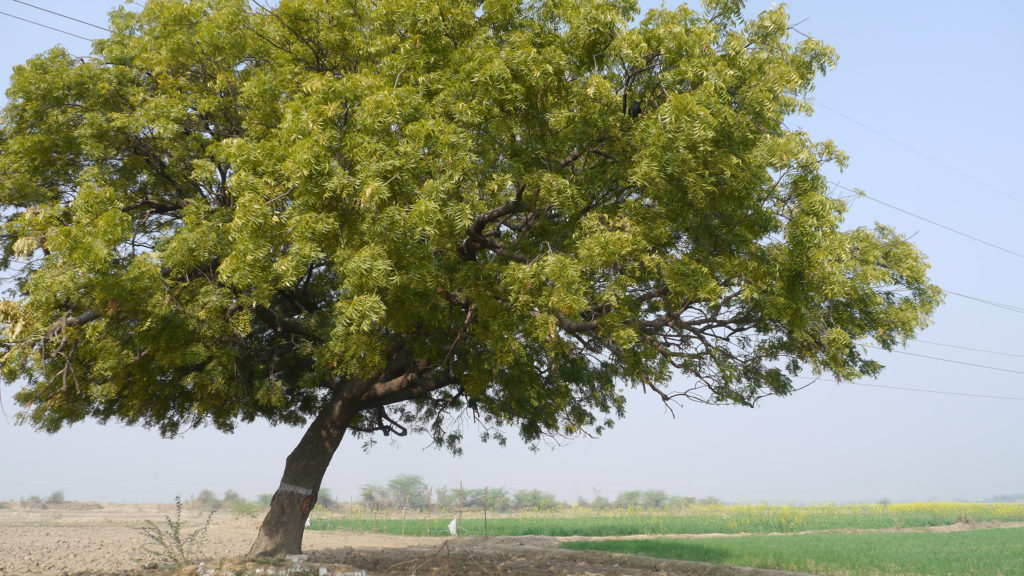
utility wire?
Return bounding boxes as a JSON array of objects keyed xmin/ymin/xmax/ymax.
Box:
[
  {"xmin": 0, "ymin": 9, "xmax": 93, "ymax": 41},
  {"xmin": 943, "ymin": 290, "xmax": 1024, "ymax": 315},
  {"xmin": 844, "ymin": 381, "xmax": 1024, "ymax": 402},
  {"xmin": 913, "ymin": 338, "xmax": 1024, "ymax": 360},
  {"xmin": 9, "ymin": 0, "xmax": 110, "ymax": 32},
  {"xmin": 831, "ymin": 181, "xmax": 1024, "ymax": 260},
  {"xmin": 819, "ymin": 103, "xmax": 1023, "ymax": 207},
  {"xmin": 864, "ymin": 345, "xmax": 1024, "ymax": 376},
  {"xmin": 793, "ymin": 375, "xmax": 1024, "ymax": 401}
]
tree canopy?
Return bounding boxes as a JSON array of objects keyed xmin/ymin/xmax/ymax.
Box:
[
  {"xmin": 0, "ymin": 0, "xmax": 940, "ymax": 444},
  {"xmin": 0, "ymin": 0, "xmax": 940, "ymax": 554}
]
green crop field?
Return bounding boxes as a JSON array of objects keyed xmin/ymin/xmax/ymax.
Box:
[
  {"xmin": 307, "ymin": 501, "xmax": 1024, "ymax": 538},
  {"xmin": 561, "ymin": 526, "xmax": 1024, "ymax": 576}
]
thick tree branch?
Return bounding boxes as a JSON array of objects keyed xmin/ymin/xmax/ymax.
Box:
[{"xmin": 44, "ymin": 309, "xmax": 102, "ymax": 340}]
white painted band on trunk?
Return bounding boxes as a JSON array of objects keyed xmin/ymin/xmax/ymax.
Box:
[{"xmin": 279, "ymin": 482, "xmax": 315, "ymax": 497}]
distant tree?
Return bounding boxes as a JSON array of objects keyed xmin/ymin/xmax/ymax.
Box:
[
  {"xmin": 193, "ymin": 490, "xmax": 221, "ymax": 511},
  {"xmin": 359, "ymin": 483, "xmax": 388, "ymax": 508},
  {"xmin": 0, "ymin": 0, "xmax": 940, "ymax": 557},
  {"xmin": 486, "ymin": 487, "xmax": 512, "ymax": 513},
  {"xmin": 668, "ymin": 495, "xmax": 697, "ymax": 509},
  {"xmin": 513, "ymin": 489, "xmax": 560, "ymax": 510},
  {"xmin": 387, "ymin": 474, "xmax": 431, "ymax": 509},
  {"xmin": 317, "ymin": 488, "xmax": 335, "ymax": 508},
  {"xmin": 640, "ymin": 490, "xmax": 669, "ymax": 509},
  {"xmin": 614, "ymin": 490, "xmax": 642, "ymax": 508},
  {"xmin": 46, "ymin": 490, "xmax": 65, "ymax": 505}
]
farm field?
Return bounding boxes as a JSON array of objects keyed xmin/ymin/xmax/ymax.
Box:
[
  {"xmin": 0, "ymin": 502, "xmax": 813, "ymax": 576},
  {"xmin": 562, "ymin": 526, "xmax": 1024, "ymax": 576},
  {"xmin": 308, "ymin": 501, "xmax": 1024, "ymax": 537},
  {"xmin": 3, "ymin": 501, "xmax": 1022, "ymax": 575}
]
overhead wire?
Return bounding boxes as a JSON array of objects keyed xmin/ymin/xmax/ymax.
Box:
[
  {"xmin": 818, "ymin": 102, "xmax": 1024, "ymax": 207},
  {"xmin": 8, "ymin": 0, "xmax": 110, "ymax": 32},
  {"xmin": 0, "ymin": 9, "xmax": 93, "ymax": 41},
  {"xmin": 912, "ymin": 339, "xmax": 1024, "ymax": 360},
  {"xmin": 792, "ymin": 376, "xmax": 1024, "ymax": 401},
  {"xmin": 829, "ymin": 181, "xmax": 1024, "ymax": 260},
  {"xmin": 943, "ymin": 290, "xmax": 1024, "ymax": 315},
  {"xmin": 843, "ymin": 381, "xmax": 1024, "ymax": 402},
  {"xmin": 863, "ymin": 345, "xmax": 1024, "ymax": 376}
]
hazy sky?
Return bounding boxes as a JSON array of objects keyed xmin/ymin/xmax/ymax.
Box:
[{"xmin": 2, "ymin": 0, "xmax": 1023, "ymax": 506}]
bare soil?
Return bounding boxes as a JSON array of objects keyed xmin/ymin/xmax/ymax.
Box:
[{"xmin": 2, "ymin": 502, "xmax": 928, "ymax": 576}]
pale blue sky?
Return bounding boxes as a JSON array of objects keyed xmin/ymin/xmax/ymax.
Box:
[{"xmin": 2, "ymin": 0, "xmax": 1023, "ymax": 505}]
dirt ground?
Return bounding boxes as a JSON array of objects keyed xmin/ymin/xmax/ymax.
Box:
[{"xmin": 0, "ymin": 502, "xmax": 821, "ymax": 576}]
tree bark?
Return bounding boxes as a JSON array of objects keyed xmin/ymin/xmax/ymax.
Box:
[{"xmin": 248, "ymin": 390, "xmax": 359, "ymax": 557}]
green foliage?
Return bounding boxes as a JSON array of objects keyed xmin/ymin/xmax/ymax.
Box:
[
  {"xmin": 562, "ymin": 528, "xmax": 1024, "ymax": 576},
  {"xmin": 0, "ymin": 0, "xmax": 940, "ymax": 452},
  {"xmin": 137, "ymin": 496, "xmax": 213, "ymax": 569},
  {"xmin": 46, "ymin": 490, "xmax": 64, "ymax": 505}
]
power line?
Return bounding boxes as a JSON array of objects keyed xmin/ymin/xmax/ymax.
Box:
[
  {"xmin": 794, "ymin": 375, "xmax": 1024, "ymax": 401},
  {"xmin": 818, "ymin": 103, "xmax": 1024, "ymax": 207},
  {"xmin": 9, "ymin": 0, "xmax": 110, "ymax": 32},
  {"xmin": 0, "ymin": 9, "xmax": 93, "ymax": 41},
  {"xmin": 943, "ymin": 290, "xmax": 1024, "ymax": 315},
  {"xmin": 845, "ymin": 381, "xmax": 1024, "ymax": 402},
  {"xmin": 913, "ymin": 338, "xmax": 1024, "ymax": 360},
  {"xmin": 831, "ymin": 182, "xmax": 1024, "ymax": 260},
  {"xmin": 864, "ymin": 345, "xmax": 1024, "ymax": 376}
]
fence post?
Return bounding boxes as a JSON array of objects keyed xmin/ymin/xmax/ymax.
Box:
[
  {"xmin": 426, "ymin": 486, "xmax": 433, "ymax": 537},
  {"xmin": 458, "ymin": 481, "xmax": 464, "ymax": 537},
  {"xmin": 402, "ymin": 495, "xmax": 408, "ymax": 536},
  {"xmin": 484, "ymin": 486, "xmax": 488, "ymax": 539}
]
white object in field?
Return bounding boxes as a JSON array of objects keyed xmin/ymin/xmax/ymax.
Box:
[
  {"xmin": 305, "ymin": 517, "xmax": 311, "ymax": 527},
  {"xmin": 448, "ymin": 516, "xmax": 458, "ymax": 536}
]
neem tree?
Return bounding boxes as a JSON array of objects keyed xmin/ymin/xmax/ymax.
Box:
[{"xmin": 0, "ymin": 0, "xmax": 941, "ymax": 556}]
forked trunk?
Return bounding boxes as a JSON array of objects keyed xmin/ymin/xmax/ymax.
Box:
[{"xmin": 248, "ymin": 392, "xmax": 358, "ymax": 557}]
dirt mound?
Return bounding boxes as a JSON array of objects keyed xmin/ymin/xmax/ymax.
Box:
[{"xmin": 309, "ymin": 536, "xmax": 818, "ymax": 576}]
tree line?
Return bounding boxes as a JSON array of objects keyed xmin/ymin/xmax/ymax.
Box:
[{"xmin": 355, "ymin": 474, "xmax": 718, "ymax": 512}]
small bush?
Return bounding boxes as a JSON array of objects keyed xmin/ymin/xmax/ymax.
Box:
[
  {"xmin": 138, "ymin": 496, "xmax": 213, "ymax": 569},
  {"xmin": 46, "ymin": 491, "xmax": 65, "ymax": 505},
  {"xmin": 229, "ymin": 498, "xmax": 261, "ymax": 518}
]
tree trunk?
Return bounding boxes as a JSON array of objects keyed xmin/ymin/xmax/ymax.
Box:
[{"xmin": 248, "ymin": 391, "xmax": 359, "ymax": 557}]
